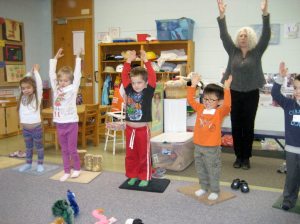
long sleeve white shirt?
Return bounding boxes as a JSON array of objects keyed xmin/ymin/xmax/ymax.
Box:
[
  {"xmin": 19, "ymin": 70, "xmax": 43, "ymax": 124},
  {"xmin": 49, "ymin": 57, "xmax": 82, "ymax": 123}
]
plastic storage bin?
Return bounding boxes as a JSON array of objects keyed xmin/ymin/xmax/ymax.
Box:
[
  {"xmin": 155, "ymin": 18, "xmax": 195, "ymax": 40},
  {"xmin": 151, "ymin": 132, "xmax": 194, "ymax": 171}
]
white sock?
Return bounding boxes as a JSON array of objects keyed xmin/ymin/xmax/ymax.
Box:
[
  {"xmin": 208, "ymin": 192, "xmax": 219, "ymax": 201},
  {"xmin": 195, "ymin": 189, "xmax": 207, "ymax": 197},
  {"xmin": 71, "ymin": 170, "xmax": 81, "ymax": 178},
  {"xmin": 59, "ymin": 173, "xmax": 70, "ymax": 182}
]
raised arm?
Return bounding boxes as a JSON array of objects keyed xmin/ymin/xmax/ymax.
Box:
[
  {"xmin": 187, "ymin": 73, "xmax": 203, "ymax": 112},
  {"xmin": 271, "ymin": 62, "xmax": 289, "ymax": 108},
  {"xmin": 220, "ymin": 75, "xmax": 232, "ymax": 116},
  {"xmin": 32, "ymin": 64, "xmax": 43, "ymax": 103},
  {"xmin": 121, "ymin": 50, "xmax": 136, "ymax": 88},
  {"xmin": 73, "ymin": 49, "xmax": 83, "ymax": 90},
  {"xmin": 140, "ymin": 50, "xmax": 156, "ymax": 88},
  {"xmin": 49, "ymin": 48, "xmax": 64, "ymax": 90},
  {"xmin": 217, "ymin": 0, "xmax": 235, "ymax": 54},
  {"xmin": 256, "ymin": 0, "xmax": 271, "ymax": 54}
]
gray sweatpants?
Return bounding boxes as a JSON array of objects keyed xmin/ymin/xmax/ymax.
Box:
[
  {"xmin": 283, "ymin": 151, "xmax": 300, "ymax": 207},
  {"xmin": 194, "ymin": 144, "xmax": 221, "ymax": 193}
]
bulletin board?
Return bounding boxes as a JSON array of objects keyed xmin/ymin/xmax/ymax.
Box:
[{"xmin": 0, "ymin": 17, "xmax": 25, "ymax": 85}]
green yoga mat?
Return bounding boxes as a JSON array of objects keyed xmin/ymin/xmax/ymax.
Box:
[{"xmin": 272, "ymin": 195, "xmax": 300, "ymax": 214}]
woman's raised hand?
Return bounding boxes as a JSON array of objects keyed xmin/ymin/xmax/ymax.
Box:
[
  {"xmin": 217, "ymin": 0, "xmax": 227, "ymax": 19},
  {"xmin": 261, "ymin": 0, "xmax": 268, "ymax": 16}
]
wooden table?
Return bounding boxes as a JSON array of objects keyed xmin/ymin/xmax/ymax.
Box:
[{"xmin": 42, "ymin": 104, "xmax": 109, "ymax": 149}]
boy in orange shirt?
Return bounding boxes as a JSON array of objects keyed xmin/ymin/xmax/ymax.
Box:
[{"xmin": 187, "ymin": 74, "xmax": 232, "ymax": 200}]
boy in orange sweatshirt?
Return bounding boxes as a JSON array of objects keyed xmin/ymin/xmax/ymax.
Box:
[{"xmin": 187, "ymin": 74, "xmax": 232, "ymax": 200}]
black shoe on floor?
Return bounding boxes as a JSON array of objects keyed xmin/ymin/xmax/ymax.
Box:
[
  {"xmin": 242, "ymin": 159, "xmax": 251, "ymax": 170},
  {"xmin": 233, "ymin": 159, "xmax": 242, "ymax": 168},
  {"xmin": 281, "ymin": 200, "xmax": 293, "ymax": 211},
  {"xmin": 240, "ymin": 180, "xmax": 250, "ymax": 193},
  {"xmin": 231, "ymin": 178, "xmax": 241, "ymax": 190}
]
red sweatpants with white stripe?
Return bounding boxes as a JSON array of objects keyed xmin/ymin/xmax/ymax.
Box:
[{"xmin": 125, "ymin": 125, "xmax": 152, "ymax": 181}]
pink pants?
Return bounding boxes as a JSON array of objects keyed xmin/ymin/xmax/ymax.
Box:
[
  {"xmin": 125, "ymin": 125, "xmax": 152, "ymax": 181},
  {"xmin": 56, "ymin": 122, "xmax": 80, "ymax": 173}
]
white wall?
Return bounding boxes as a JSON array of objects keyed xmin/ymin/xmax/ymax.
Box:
[
  {"xmin": 0, "ymin": 0, "xmax": 52, "ymax": 80},
  {"xmin": 94, "ymin": 0, "xmax": 300, "ymax": 83}
]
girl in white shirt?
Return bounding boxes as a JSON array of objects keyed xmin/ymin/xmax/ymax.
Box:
[
  {"xmin": 18, "ymin": 64, "xmax": 44, "ymax": 172},
  {"xmin": 49, "ymin": 48, "xmax": 82, "ymax": 182}
]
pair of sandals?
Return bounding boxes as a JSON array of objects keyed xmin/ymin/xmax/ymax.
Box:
[{"xmin": 231, "ymin": 178, "xmax": 250, "ymax": 193}]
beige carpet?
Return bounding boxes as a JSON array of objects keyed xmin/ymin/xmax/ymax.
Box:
[
  {"xmin": 0, "ymin": 157, "xmax": 24, "ymax": 169},
  {"xmin": 50, "ymin": 170, "xmax": 101, "ymax": 183},
  {"xmin": 178, "ymin": 184, "xmax": 236, "ymax": 206}
]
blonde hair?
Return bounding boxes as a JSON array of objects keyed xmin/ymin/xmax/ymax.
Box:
[
  {"xmin": 57, "ymin": 66, "xmax": 74, "ymax": 83},
  {"xmin": 234, "ymin": 26, "xmax": 257, "ymax": 50},
  {"xmin": 17, "ymin": 77, "xmax": 38, "ymax": 111}
]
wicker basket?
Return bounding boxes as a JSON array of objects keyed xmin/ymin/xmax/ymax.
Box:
[{"xmin": 165, "ymin": 85, "xmax": 187, "ymax": 99}]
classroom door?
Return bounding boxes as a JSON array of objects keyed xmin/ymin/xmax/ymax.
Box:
[{"xmin": 52, "ymin": 0, "xmax": 94, "ymax": 103}]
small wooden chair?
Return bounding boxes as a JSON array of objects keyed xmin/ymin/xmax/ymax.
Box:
[
  {"xmin": 42, "ymin": 112, "xmax": 59, "ymax": 151},
  {"xmin": 78, "ymin": 104, "xmax": 100, "ymax": 148},
  {"xmin": 104, "ymin": 103, "xmax": 126, "ymax": 155},
  {"xmin": 98, "ymin": 105, "xmax": 110, "ymax": 140}
]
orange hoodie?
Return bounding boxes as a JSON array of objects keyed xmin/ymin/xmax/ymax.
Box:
[{"xmin": 187, "ymin": 87, "xmax": 231, "ymax": 146}]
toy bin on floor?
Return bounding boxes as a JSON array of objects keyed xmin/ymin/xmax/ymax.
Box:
[{"xmin": 151, "ymin": 132, "xmax": 194, "ymax": 171}]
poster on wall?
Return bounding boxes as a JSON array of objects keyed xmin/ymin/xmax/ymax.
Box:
[
  {"xmin": 3, "ymin": 19, "xmax": 22, "ymax": 41},
  {"xmin": 151, "ymin": 82, "xmax": 164, "ymax": 137},
  {"xmin": 4, "ymin": 44, "xmax": 23, "ymax": 62},
  {"xmin": 72, "ymin": 31, "xmax": 85, "ymax": 55},
  {"xmin": 5, "ymin": 64, "xmax": 26, "ymax": 82},
  {"xmin": 251, "ymin": 23, "xmax": 280, "ymax": 45}
]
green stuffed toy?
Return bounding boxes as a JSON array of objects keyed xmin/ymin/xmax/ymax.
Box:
[{"xmin": 52, "ymin": 199, "xmax": 74, "ymax": 224}]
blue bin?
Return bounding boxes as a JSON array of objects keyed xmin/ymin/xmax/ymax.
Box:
[{"xmin": 156, "ymin": 18, "xmax": 195, "ymax": 40}]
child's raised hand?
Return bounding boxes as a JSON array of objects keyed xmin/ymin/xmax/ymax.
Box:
[
  {"xmin": 126, "ymin": 50, "xmax": 137, "ymax": 63},
  {"xmin": 224, "ymin": 75, "xmax": 232, "ymax": 89},
  {"xmin": 33, "ymin": 64, "xmax": 40, "ymax": 72},
  {"xmin": 55, "ymin": 48, "xmax": 64, "ymax": 60},
  {"xmin": 76, "ymin": 48, "xmax": 84, "ymax": 58},
  {"xmin": 140, "ymin": 50, "xmax": 148, "ymax": 62},
  {"xmin": 191, "ymin": 73, "xmax": 201, "ymax": 87},
  {"xmin": 279, "ymin": 62, "xmax": 288, "ymax": 77}
]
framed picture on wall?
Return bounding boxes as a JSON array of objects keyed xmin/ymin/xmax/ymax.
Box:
[
  {"xmin": 3, "ymin": 19, "xmax": 22, "ymax": 41},
  {"xmin": 4, "ymin": 44, "xmax": 23, "ymax": 62},
  {"xmin": 251, "ymin": 23, "xmax": 280, "ymax": 45},
  {"xmin": 5, "ymin": 64, "xmax": 26, "ymax": 82}
]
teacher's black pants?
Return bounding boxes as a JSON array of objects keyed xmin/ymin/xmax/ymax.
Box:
[{"xmin": 230, "ymin": 89, "xmax": 259, "ymax": 161}]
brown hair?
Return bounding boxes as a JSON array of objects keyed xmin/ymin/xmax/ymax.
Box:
[
  {"xmin": 57, "ymin": 66, "xmax": 74, "ymax": 83},
  {"xmin": 17, "ymin": 76, "xmax": 38, "ymax": 111},
  {"xmin": 130, "ymin": 66, "xmax": 148, "ymax": 82}
]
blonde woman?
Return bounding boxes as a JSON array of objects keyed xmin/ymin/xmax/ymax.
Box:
[{"xmin": 217, "ymin": 0, "xmax": 271, "ymax": 169}]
